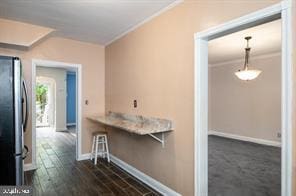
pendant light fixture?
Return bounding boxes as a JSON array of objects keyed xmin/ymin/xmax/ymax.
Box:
[{"xmin": 235, "ymin": 36, "xmax": 262, "ymax": 81}]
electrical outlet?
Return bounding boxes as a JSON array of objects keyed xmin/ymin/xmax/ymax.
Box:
[
  {"xmin": 133, "ymin": 100, "xmax": 137, "ymax": 108},
  {"xmin": 277, "ymin": 132, "xmax": 281, "ymax": 138}
]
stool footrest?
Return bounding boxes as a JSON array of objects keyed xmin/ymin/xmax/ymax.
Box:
[{"xmin": 91, "ymin": 152, "xmax": 108, "ymax": 154}]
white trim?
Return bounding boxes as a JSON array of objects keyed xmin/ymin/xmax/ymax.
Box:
[
  {"xmin": 208, "ymin": 130, "xmax": 281, "ymax": 147},
  {"xmin": 31, "ymin": 59, "xmax": 82, "ymax": 167},
  {"xmin": 194, "ymin": 37, "xmax": 208, "ymax": 196},
  {"xmin": 105, "ymin": 0, "xmax": 183, "ymax": 46},
  {"xmin": 210, "ymin": 52, "xmax": 281, "ymax": 67},
  {"xmin": 110, "ymin": 154, "xmax": 181, "ymax": 196},
  {"xmin": 194, "ymin": 1, "xmax": 292, "ymax": 196},
  {"xmin": 23, "ymin": 163, "xmax": 37, "ymax": 171},
  {"xmin": 78, "ymin": 153, "xmax": 181, "ymax": 196},
  {"xmin": 77, "ymin": 153, "xmax": 91, "ymax": 161},
  {"xmin": 77, "ymin": 64, "xmax": 82, "ymax": 160},
  {"xmin": 280, "ymin": 1, "xmax": 293, "ymax": 195},
  {"xmin": 31, "ymin": 60, "xmax": 37, "ymax": 172},
  {"xmin": 195, "ymin": 3, "xmax": 285, "ymax": 40},
  {"xmin": 66, "ymin": 123, "xmax": 76, "ymax": 126}
]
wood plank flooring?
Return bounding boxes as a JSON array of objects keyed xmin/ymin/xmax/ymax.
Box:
[{"xmin": 25, "ymin": 127, "xmax": 161, "ymax": 196}]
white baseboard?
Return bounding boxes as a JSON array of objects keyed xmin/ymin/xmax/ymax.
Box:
[
  {"xmin": 208, "ymin": 130, "xmax": 281, "ymax": 147},
  {"xmin": 78, "ymin": 153, "xmax": 181, "ymax": 196},
  {"xmin": 24, "ymin": 163, "xmax": 37, "ymax": 171},
  {"xmin": 77, "ymin": 153, "xmax": 91, "ymax": 161},
  {"xmin": 67, "ymin": 123, "xmax": 76, "ymax": 126},
  {"xmin": 55, "ymin": 127, "xmax": 68, "ymax": 132},
  {"xmin": 110, "ymin": 154, "xmax": 181, "ymax": 196}
]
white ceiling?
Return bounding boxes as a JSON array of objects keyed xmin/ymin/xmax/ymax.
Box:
[
  {"xmin": 208, "ymin": 19, "xmax": 281, "ymax": 65},
  {"xmin": 0, "ymin": 0, "xmax": 178, "ymax": 45}
]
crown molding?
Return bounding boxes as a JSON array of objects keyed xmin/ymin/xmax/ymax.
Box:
[{"xmin": 105, "ymin": 0, "xmax": 183, "ymax": 46}]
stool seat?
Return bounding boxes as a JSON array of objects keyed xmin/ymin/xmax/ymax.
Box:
[
  {"xmin": 90, "ymin": 130, "xmax": 110, "ymax": 164},
  {"xmin": 92, "ymin": 131, "xmax": 107, "ymax": 135}
]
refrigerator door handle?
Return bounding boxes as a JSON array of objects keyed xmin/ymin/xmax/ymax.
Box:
[
  {"xmin": 22, "ymin": 145, "xmax": 29, "ymax": 160},
  {"xmin": 22, "ymin": 80, "xmax": 28, "ymax": 131}
]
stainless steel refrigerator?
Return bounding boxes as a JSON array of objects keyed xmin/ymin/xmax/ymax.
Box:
[{"xmin": 0, "ymin": 56, "xmax": 29, "ymax": 185}]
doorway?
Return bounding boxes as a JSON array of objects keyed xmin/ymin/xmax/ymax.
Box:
[
  {"xmin": 208, "ymin": 19, "xmax": 281, "ymax": 196},
  {"xmin": 194, "ymin": 2, "xmax": 292, "ymax": 196},
  {"xmin": 36, "ymin": 76, "xmax": 55, "ymax": 128},
  {"xmin": 31, "ymin": 59, "xmax": 82, "ymax": 169},
  {"xmin": 66, "ymin": 72, "xmax": 77, "ymax": 137}
]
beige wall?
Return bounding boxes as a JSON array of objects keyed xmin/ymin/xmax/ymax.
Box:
[
  {"xmin": 36, "ymin": 67, "xmax": 67, "ymax": 131},
  {"xmin": 0, "ymin": 18, "xmax": 53, "ymax": 47},
  {"xmin": 0, "ymin": 37, "xmax": 105, "ymax": 164},
  {"xmin": 106, "ymin": 0, "xmax": 280, "ymax": 195},
  {"xmin": 209, "ymin": 54, "xmax": 281, "ymax": 142}
]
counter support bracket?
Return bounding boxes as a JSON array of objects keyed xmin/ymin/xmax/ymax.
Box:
[{"xmin": 148, "ymin": 133, "xmax": 165, "ymax": 148}]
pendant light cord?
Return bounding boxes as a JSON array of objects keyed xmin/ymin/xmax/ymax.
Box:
[{"xmin": 243, "ymin": 36, "xmax": 252, "ymax": 70}]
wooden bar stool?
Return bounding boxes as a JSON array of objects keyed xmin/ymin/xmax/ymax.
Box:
[{"xmin": 90, "ymin": 131, "xmax": 110, "ymax": 164}]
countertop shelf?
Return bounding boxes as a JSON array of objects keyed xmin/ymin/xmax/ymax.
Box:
[{"xmin": 87, "ymin": 112, "xmax": 173, "ymax": 147}]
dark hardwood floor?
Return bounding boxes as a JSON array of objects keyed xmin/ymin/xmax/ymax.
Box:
[{"xmin": 25, "ymin": 127, "xmax": 161, "ymax": 196}]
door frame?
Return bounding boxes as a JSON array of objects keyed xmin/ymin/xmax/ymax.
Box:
[
  {"xmin": 31, "ymin": 59, "xmax": 82, "ymax": 167},
  {"xmin": 194, "ymin": 1, "xmax": 293, "ymax": 196}
]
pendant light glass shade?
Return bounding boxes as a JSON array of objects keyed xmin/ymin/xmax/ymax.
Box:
[
  {"xmin": 235, "ymin": 68, "xmax": 262, "ymax": 81},
  {"xmin": 235, "ymin": 36, "xmax": 262, "ymax": 81}
]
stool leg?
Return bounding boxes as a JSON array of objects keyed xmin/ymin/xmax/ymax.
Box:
[
  {"xmin": 104, "ymin": 135, "xmax": 110, "ymax": 163},
  {"xmin": 94, "ymin": 136, "xmax": 99, "ymax": 165},
  {"xmin": 91, "ymin": 136, "xmax": 95, "ymax": 161},
  {"xmin": 102, "ymin": 136, "xmax": 106, "ymax": 158}
]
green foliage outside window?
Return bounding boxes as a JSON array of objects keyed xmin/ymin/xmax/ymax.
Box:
[{"xmin": 36, "ymin": 83, "xmax": 48, "ymax": 113}]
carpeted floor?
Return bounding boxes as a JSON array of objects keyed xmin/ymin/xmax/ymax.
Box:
[{"xmin": 208, "ymin": 135, "xmax": 281, "ymax": 196}]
